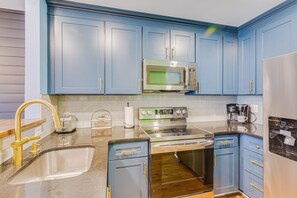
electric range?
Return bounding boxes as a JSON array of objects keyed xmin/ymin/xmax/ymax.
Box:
[{"xmin": 138, "ymin": 107, "xmax": 214, "ymax": 198}]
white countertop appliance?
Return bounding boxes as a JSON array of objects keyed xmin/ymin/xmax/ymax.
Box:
[
  {"xmin": 139, "ymin": 107, "xmax": 214, "ymax": 197},
  {"xmin": 263, "ymin": 52, "xmax": 297, "ymax": 198}
]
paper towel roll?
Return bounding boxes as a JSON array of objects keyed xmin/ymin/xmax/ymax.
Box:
[{"xmin": 124, "ymin": 106, "xmax": 134, "ymax": 128}]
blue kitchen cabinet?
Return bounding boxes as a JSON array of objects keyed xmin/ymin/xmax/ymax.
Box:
[
  {"xmin": 223, "ymin": 33, "xmax": 238, "ymax": 95},
  {"xmin": 171, "ymin": 30, "xmax": 196, "ymax": 62},
  {"xmin": 143, "ymin": 28, "xmax": 195, "ymax": 62},
  {"xmin": 240, "ymin": 134, "xmax": 264, "ymax": 198},
  {"xmin": 143, "ymin": 27, "xmax": 170, "ymax": 60},
  {"xmin": 238, "ymin": 30, "xmax": 256, "ymax": 95},
  {"xmin": 108, "ymin": 141, "xmax": 149, "ymax": 198},
  {"xmin": 214, "ymin": 135, "xmax": 239, "ymax": 195},
  {"xmin": 196, "ymin": 32, "xmax": 223, "ymax": 94},
  {"xmin": 105, "ymin": 22, "xmax": 142, "ymax": 94},
  {"xmin": 256, "ymin": 13, "xmax": 297, "ymax": 95},
  {"xmin": 108, "ymin": 157, "xmax": 149, "ymax": 198},
  {"xmin": 53, "ymin": 16, "xmax": 105, "ymax": 94}
]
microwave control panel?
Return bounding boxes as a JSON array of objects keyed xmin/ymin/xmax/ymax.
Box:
[{"xmin": 189, "ymin": 68, "xmax": 196, "ymax": 87}]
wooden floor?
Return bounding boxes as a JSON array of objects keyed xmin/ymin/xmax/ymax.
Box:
[
  {"xmin": 186, "ymin": 192, "xmax": 245, "ymax": 198},
  {"xmin": 215, "ymin": 192, "xmax": 246, "ymax": 198}
]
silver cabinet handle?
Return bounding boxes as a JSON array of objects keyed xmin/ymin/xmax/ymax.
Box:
[
  {"xmin": 197, "ymin": 81, "xmax": 200, "ymax": 92},
  {"xmin": 99, "ymin": 78, "xmax": 102, "ymax": 93},
  {"xmin": 250, "ymin": 160, "xmax": 263, "ymax": 168},
  {"xmin": 165, "ymin": 47, "xmax": 169, "ymax": 60},
  {"xmin": 171, "ymin": 47, "xmax": 175, "ymax": 59},
  {"xmin": 250, "ymin": 183, "xmax": 264, "ymax": 193}
]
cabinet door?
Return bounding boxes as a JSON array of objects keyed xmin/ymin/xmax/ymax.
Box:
[
  {"xmin": 243, "ymin": 170, "xmax": 264, "ymax": 198},
  {"xmin": 214, "ymin": 147, "xmax": 239, "ymax": 195},
  {"xmin": 54, "ymin": 16, "xmax": 104, "ymax": 94},
  {"xmin": 256, "ymin": 13, "xmax": 297, "ymax": 95},
  {"xmin": 196, "ymin": 32, "xmax": 223, "ymax": 94},
  {"xmin": 238, "ymin": 30, "xmax": 256, "ymax": 95},
  {"xmin": 106, "ymin": 22, "xmax": 142, "ymax": 94},
  {"xmin": 223, "ymin": 34, "xmax": 238, "ymax": 95},
  {"xmin": 171, "ymin": 30, "xmax": 195, "ymax": 62},
  {"xmin": 143, "ymin": 27, "xmax": 170, "ymax": 60},
  {"xmin": 108, "ymin": 157, "xmax": 148, "ymax": 198}
]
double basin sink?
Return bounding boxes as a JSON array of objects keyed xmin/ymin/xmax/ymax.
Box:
[{"xmin": 8, "ymin": 145, "xmax": 95, "ymax": 185}]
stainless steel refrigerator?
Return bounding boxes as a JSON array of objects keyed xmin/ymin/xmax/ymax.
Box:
[{"xmin": 263, "ymin": 52, "xmax": 297, "ymax": 198}]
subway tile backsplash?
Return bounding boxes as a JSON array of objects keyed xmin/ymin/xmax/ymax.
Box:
[{"xmin": 58, "ymin": 94, "xmax": 237, "ymax": 128}]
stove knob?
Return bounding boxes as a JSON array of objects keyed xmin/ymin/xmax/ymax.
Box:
[
  {"xmin": 141, "ymin": 111, "xmax": 147, "ymax": 115},
  {"xmin": 176, "ymin": 110, "xmax": 181, "ymax": 115},
  {"xmin": 147, "ymin": 111, "xmax": 152, "ymax": 115},
  {"xmin": 182, "ymin": 109, "xmax": 187, "ymax": 115}
]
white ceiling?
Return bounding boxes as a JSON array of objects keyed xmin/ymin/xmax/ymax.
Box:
[{"xmin": 69, "ymin": 0, "xmax": 285, "ymax": 26}]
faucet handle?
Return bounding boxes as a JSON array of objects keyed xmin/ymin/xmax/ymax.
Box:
[
  {"xmin": 11, "ymin": 136, "xmax": 41, "ymax": 149},
  {"xmin": 30, "ymin": 142, "xmax": 40, "ymax": 156},
  {"xmin": 29, "ymin": 136, "xmax": 41, "ymax": 141}
]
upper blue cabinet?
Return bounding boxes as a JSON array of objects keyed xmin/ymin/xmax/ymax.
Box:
[
  {"xmin": 196, "ymin": 31, "xmax": 223, "ymax": 94},
  {"xmin": 223, "ymin": 33, "xmax": 238, "ymax": 95},
  {"xmin": 256, "ymin": 12, "xmax": 297, "ymax": 95},
  {"xmin": 143, "ymin": 27, "xmax": 195, "ymax": 62},
  {"xmin": 238, "ymin": 30, "xmax": 256, "ymax": 95},
  {"xmin": 52, "ymin": 16, "xmax": 105, "ymax": 94},
  {"xmin": 171, "ymin": 30, "xmax": 196, "ymax": 62},
  {"xmin": 105, "ymin": 22, "xmax": 142, "ymax": 94},
  {"xmin": 50, "ymin": 14, "xmax": 143, "ymax": 94},
  {"xmin": 143, "ymin": 27, "xmax": 170, "ymax": 60}
]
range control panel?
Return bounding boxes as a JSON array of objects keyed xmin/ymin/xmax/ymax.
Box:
[{"xmin": 139, "ymin": 107, "xmax": 188, "ymax": 120}]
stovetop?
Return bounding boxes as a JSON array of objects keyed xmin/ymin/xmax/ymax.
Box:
[{"xmin": 140, "ymin": 124, "xmax": 213, "ymax": 142}]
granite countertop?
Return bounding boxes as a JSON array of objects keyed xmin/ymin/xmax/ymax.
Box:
[
  {"xmin": 0, "ymin": 126, "xmax": 149, "ymax": 198},
  {"xmin": 189, "ymin": 121, "xmax": 263, "ymax": 138},
  {"xmin": 0, "ymin": 119, "xmax": 46, "ymax": 138},
  {"xmin": 0, "ymin": 122, "xmax": 262, "ymax": 198}
]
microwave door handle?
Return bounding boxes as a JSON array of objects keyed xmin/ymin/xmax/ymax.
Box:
[{"xmin": 184, "ymin": 68, "xmax": 189, "ymax": 87}]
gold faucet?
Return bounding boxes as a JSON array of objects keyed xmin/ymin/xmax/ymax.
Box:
[{"xmin": 11, "ymin": 99, "xmax": 62, "ymax": 166}]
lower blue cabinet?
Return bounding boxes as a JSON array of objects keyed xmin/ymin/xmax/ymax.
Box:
[
  {"xmin": 107, "ymin": 141, "xmax": 149, "ymax": 198},
  {"xmin": 240, "ymin": 134, "xmax": 264, "ymax": 198},
  {"xmin": 214, "ymin": 135, "xmax": 239, "ymax": 195},
  {"xmin": 108, "ymin": 157, "xmax": 148, "ymax": 198},
  {"xmin": 243, "ymin": 170, "xmax": 264, "ymax": 198}
]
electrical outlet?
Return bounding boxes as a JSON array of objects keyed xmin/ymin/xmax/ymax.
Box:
[{"xmin": 250, "ymin": 104, "xmax": 259, "ymax": 113}]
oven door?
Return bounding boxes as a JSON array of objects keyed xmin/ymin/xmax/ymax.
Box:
[
  {"xmin": 143, "ymin": 59, "xmax": 195, "ymax": 91},
  {"xmin": 150, "ymin": 148, "xmax": 214, "ymax": 197}
]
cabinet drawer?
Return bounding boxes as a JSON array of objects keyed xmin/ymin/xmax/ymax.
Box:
[
  {"xmin": 243, "ymin": 149, "xmax": 263, "ymax": 179},
  {"xmin": 214, "ymin": 135, "xmax": 238, "ymax": 149},
  {"xmin": 243, "ymin": 170, "xmax": 263, "ymax": 198},
  {"xmin": 109, "ymin": 141, "xmax": 148, "ymax": 160},
  {"xmin": 241, "ymin": 135, "xmax": 263, "ymax": 154}
]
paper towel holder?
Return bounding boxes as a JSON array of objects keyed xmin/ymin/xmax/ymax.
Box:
[{"xmin": 124, "ymin": 102, "xmax": 135, "ymax": 129}]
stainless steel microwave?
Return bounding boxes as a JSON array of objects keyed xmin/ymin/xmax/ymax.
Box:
[{"xmin": 143, "ymin": 59, "xmax": 197, "ymax": 92}]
